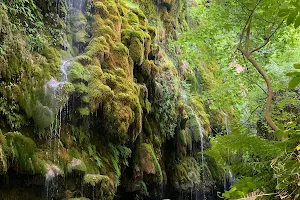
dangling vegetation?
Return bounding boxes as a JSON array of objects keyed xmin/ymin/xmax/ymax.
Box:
[{"xmin": 0, "ymin": 0, "xmax": 299, "ymax": 199}]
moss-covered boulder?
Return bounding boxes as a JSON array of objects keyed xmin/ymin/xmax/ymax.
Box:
[
  {"xmin": 5, "ymin": 132, "xmax": 46, "ymax": 174},
  {"xmin": 170, "ymin": 157, "xmax": 200, "ymax": 191},
  {"xmin": 140, "ymin": 143, "xmax": 162, "ymax": 183},
  {"xmin": 83, "ymin": 174, "xmax": 115, "ymax": 200}
]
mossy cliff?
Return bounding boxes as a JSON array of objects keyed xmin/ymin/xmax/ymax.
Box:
[{"xmin": 0, "ymin": 0, "xmax": 223, "ymax": 199}]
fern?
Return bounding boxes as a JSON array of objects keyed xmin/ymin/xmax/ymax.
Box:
[{"xmin": 206, "ymin": 133, "xmax": 298, "ymax": 198}]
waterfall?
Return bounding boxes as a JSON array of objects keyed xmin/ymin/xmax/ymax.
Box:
[
  {"xmin": 191, "ymin": 108, "xmax": 206, "ymax": 200},
  {"xmin": 223, "ymin": 112, "xmax": 235, "ymax": 191}
]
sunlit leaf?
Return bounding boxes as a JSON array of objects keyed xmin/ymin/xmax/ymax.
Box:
[
  {"xmin": 288, "ymin": 77, "xmax": 300, "ymax": 88},
  {"xmin": 287, "ymin": 10, "xmax": 299, "ymax": 25},
  {"xmin": 294, "ymin": 63, "xmax": 300, "ymax": 69}
]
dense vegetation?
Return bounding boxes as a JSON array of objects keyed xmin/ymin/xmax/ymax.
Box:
[{"xmin": 0, "ymin": 0, "xmax": 299, "ymax": 199}]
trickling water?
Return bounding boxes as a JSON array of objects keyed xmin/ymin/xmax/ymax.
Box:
[
  {"xmin": 223, "ymin": 112, "xmax": 235, "ymax": 191},
  {"xmin": 45, "ymin": 59, "xmax": 72, "ymax": 199},
  {"xmin": 191, "ymin": 108, "xmax": 206, "ymax": 200}
]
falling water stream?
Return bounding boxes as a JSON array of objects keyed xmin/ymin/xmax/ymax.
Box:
[
  {"xmin": 223, "ymin": 112, "xmax": 235, "ymax": 191},
  {"xmin": 45, "ymin": 59, "xmax": 72, "ymax": 200},
  {"xmin": 44, "ymin": 1, "xmax": 86, "ymax": 198},
  {"xmin": 191, "ymin": 108, "xmax": 206, "ymax": 200}
]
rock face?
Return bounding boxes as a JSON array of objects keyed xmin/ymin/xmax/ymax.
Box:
[{"xmin": 0, "ymin": 0, "xmax": 221, "ymax": 199}]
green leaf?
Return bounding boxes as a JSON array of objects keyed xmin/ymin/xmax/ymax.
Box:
[
  {"xmin": 292, "ymin": 2, "xmax": 300, "ymax": 8},
  {"xmin": 294, "ymin": 16, "xmax": 300, "ymax": 28},
  {"xmin": 294, "ymin": 63, "xmax": 300, "ymax": 69},
  {"xmin": 289, "ymin": 77, "xmax": 300, "ymax": 89},
  {"xmin": 286, "ymin": 72, "xmax": 300, "ymax": 76},
  {"xmin": 274, "ymin": 130, "xmax": 284, "ymax": 140},
  {"xmin": 287, "ymin": 10, "xmax": 299, "ymax": 25},
  {"xmin": 279, "ymin": 9, "xmax": 291, "ymax": 17}
]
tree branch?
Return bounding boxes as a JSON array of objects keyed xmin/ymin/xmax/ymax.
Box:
[
  {"xmin": 238, "ymin": 0, "xmax": 263, "ymax": 49},
  {"xmin": 250, "ymin": 20, "xmax": 284, "ymax": 53},
  {"xmin": 243, "ymin": 52, "xmax": 279, "ymax": 131}
]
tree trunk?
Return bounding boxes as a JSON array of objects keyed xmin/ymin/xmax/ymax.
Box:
[{"xmin": 243, "ymin": 52, "xmax": 279, "ymax": 131}]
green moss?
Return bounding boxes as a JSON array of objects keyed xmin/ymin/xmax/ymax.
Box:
[
  {"xmin": 141, "ymin": 143, "xmax": 162, "ymax": 183},
  {"xmin": 121, "ymin": 29, "xmax": 145, "ymax": 45},
  {"xmin": 0, "ymin": 9, "xmax": 11, "ymax": 40},
  {"xmin": 93, "ymin": 16, "xmax": 116, "ymax": 40},
  {"xmin": 189, "ymin": 95, "xmax": 210, "ymax": 134},
  {"xmin": 147, "ymin": 26, "xmax": 156, "ymax": 40},
  {"xmin": 83, "ymin": 174, "xmax": 110, "ymax": 187},
  {"xmin": 179, "ymin": 130, "xmax": 187, "ymax": 146},
  {"xmin": 5, "ymin": 132, "xmax": 46, "ymax": 174},
  {"xmin": 170, "ymin": 157, "xmax": 200, "ymax": 191},
  {"xmin": 32, "ymin": 101, "xmax": 55, "ymax": 129},
  {"xmin": 69, "ymin": 62, "xmax": 89, "ymax": 82},
  {"xmin": 142, "ymin": 60, "xmax": 159, "ymax": 77},
  {"xmin": 132, "ymin": 8, "xmax": 146, "ymax": 21},
  {"xmin": 94, "ymin": 2, "xmax": 109, "ymax": 18},
  {"xmin": 74, "ymin": 83, "xmax": 88, "ymax": 94},
  {"xmin": 128, "ymin": 12, "xmax": 139, "ymax": 24},
  {"xmin": 185, "ymin": 73, "xmax": 198, "ymax": 92},
  {"xmin": 88, "ymin": 79, "xmax": 114, "ymax": 113},
  {"xmin": 143, "ymin": 117, "xmax": 153, "ymax": 140},
  {"xmin": 82, "ymin": 95, "xmax": 90, "ymax": 103},
  {"xmin": 85, "ymin": 36, "xmax": 109, "ymax": 60},
  {"xmin": 62, "ymin": 82, "xmax": 75, "ymax": 95},
  {"xmin": 74, "ymin": 30, "xmax": 89, "ymax": 44},
  {"xmin": 129, "ymin": 37, "xmax": 144, "ymax": 65},
  {"xmin": 41, "ymin": 46, "xmax": 61, "ymax": 75},
  {"xmin": 68, "ymin": 158, "xmax": 87, "ymax": 173},
  {"xmin": 105, "ymin": 42, "xmax": 133, "ymax": 78},
  {"xmin": 78, "ymin": 107, "xmax": 90, "ymax": 116}
]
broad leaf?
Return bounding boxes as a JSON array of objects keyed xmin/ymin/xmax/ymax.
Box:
[
  {"xmin": 294, "ymin": 16, "xmax": 300, "ymax": 28},
  {"xmin": 287, "ymin": 10, "xmax": 298, "ymax": 25},
  {"xmin": 286, "ymin": 72, "xmax": 300, "ymax": 76},
  {"xmin": 289, "ymin": 77, "xmax": 300, "ymax": 88},
  {"xmin": 294, "ymin": 63, "xmax": 300, "ymax": 69},
  {"xmin": 278, "ymin": 9, "xmax": 291, "ymax": 17}
]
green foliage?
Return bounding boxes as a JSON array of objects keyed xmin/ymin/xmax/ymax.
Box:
[
  {"xmin": 141, "ymin": 143, "xmax": 163, "ymax": 182},
  {"xmin": 5, "ymin": 132, "xmax": 46, "ymax": 174},
  {"xmin": 207, "ymin": 124, "xmax": 300, "ymax": 199},
  {"xmin": 170, "ymin": 157, "xmax": 201, "ymax": 191},
  {"xmin": 287, "ymin": 63, "xmax": 300, "ymax": 88},
  {"xmin": 279, "ymin": 0, "xmax": 300, "ymax": 28},
  {"xmin": 154, "ymin": 64, "xmax": 180, "ymax": 139}
]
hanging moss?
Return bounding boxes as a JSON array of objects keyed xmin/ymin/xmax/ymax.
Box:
[
  {"xmin": 170, "ymin": 157, "xmax": 201, "ymax": 191},
  {"xmin": 32, "ymin": 101, "xmax": 55, "ymax": 130},
  {"xmin": 78, "ymin": 107, "xmax": 90, "ymax": 116},
  {"xmin": 85, "ymin": 36, "xmax": 110, "ymax": 61},
  {"xmin": 93, "ymin": 15, "xmax": 116, "ymax": 40},
  {"xmin": 73, "ymin": 83, "xmax": 88, "ymax": 94},
  {"xmin": 121, "ymin": 29, "xmax": 145, "ymax": 65},
  {"xmin": 88, "ymin": 79, "xmax": 114, "ymax": 113},
  {"xmin": 179, "ymin": 130, "xmax": 187, "ymax": 146},
  {"xmin": 128, "ymin": 12, "xmax": 140, "ymax": 24},
  {"xmin": 69, "ymin": 62, "xmax": 89, "ymax": 82},
  {"xmin": 142, "ymin": 60, "xmax": 159, "ymax": 78},
  {"xmin": 67, "ymin": 158, "xmax": 87, "ymax": 173},
  {"xmin": 5, "ymin": 132, "xmax": 46, "ymax": 174},
  {"xmin": 75, "ymin": 55, "xmax": 93, "ymax": 65},
  {"xmin": 83, "ymin": 174, "xmax": 110, "ymax": 187},
  {"xmin": 104, "ymin": 42, "xmax": 133, "ymax": 79},
  {"xmin": 140, "ymin": 143, "xmax": 162, "ymax": 183},
  {"xmin": 94, "ymin": 2, "xmax": 109, "ymax": 18}
]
